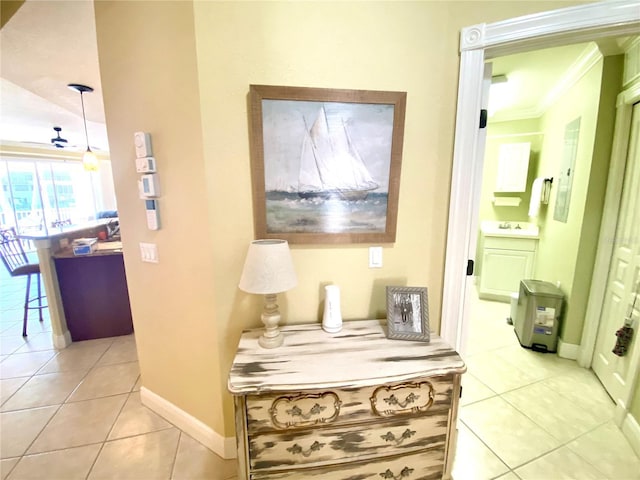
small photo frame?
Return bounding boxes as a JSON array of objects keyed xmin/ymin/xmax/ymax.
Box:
[{"xmin": 385, "ymin": 286, "xmax": 430, "ymax": 342}]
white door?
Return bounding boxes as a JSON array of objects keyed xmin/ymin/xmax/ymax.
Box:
[
  {"xmin": 457, "ymin": 62, "xmax": 492, "ymax": 355},
  {"xmin": 592, "ymin": 102, "xmax": 640, "ymax": 408}
]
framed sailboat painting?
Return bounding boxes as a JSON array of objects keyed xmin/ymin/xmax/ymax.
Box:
[{"xmin": 249, "ymin": 84, "xmax": 407, "ymax": 244}]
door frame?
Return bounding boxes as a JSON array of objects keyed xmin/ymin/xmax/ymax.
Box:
[
  {"xmin": 587, "ymin": 85, "xmax": 640, "ymax": 423},
  {"xmin": 441, "ymin": 0, "xmax": 640, "ymax": 353}
]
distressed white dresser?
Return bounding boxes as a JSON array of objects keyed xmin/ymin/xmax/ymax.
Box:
[{"xmin": 228, "ymin": 320, "xmax": 466, "ymax": 479}]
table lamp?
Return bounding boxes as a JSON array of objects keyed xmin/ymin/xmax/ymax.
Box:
[{"xmin": 239, "ymin": 239, "xmax": 297, "ymax": 348}]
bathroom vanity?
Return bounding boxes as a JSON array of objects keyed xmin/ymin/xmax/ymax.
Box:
[
  {"xmin": 228, "ymin": 320, "xmax": 466, "ymax": 480},
  {"xmin": 478, "ymin": 221, "xmax": 539, "ymax": 302}
]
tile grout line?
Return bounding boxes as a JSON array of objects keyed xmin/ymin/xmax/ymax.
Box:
[
  {"xmin": 84, "ymin": 388, "xmax": 134, "ymax": 480},
  {"xmin": 1, "ymin": 334, "xmax": 119, "ymax": 474},
  {"xmin": 169, "ymin": 431, "xmax": 184, "ymax": 480}
]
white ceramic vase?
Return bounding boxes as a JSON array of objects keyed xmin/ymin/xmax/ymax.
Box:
[{"xmin": 322, "ymin": 285, "xmax": 343, "ymax": 333}]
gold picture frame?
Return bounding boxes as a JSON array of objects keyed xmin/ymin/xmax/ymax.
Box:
[{"xmin": 249, "ymin": 84, "xmax": 406, "ymax": 244}]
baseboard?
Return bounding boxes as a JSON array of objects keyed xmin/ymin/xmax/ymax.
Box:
[
  {"xmin": 140, "ymin": 386, "xmax": 237, "ymax": 459},
  {"xmin": 557, "ymin": 338, "xmax": 579, "ymax": 360},
  {"xmin": 622, "ymin": 411, "xmax": 640, "ymax": 458},
  {"xmin": 52, "ymin": 330, "xmax": 72, "ymax": 349}
]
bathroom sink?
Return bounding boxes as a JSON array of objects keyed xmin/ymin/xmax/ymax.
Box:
[{"xmin": 481, "ymin": 220, "xmax": 539, "ymax": 238}]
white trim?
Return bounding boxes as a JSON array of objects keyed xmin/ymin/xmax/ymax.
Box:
[
  {"xmin": 557, "ymin": 338, "xmax": 579, "ymax": 360},
  {"xmin": 615, "ymin": 401, "xmax": 628, "ymax": 425},
  {"xmin": 442, "ymin": 0, "xmax": 640, "ymax": 356},
  {"xmin": 461, "ymin": 1, "xmax": 640, "ymax": 57},
  {"xmin": 578, "ymin": 81, "xmax": 640, "ymax": 368},
  {"xmin": 52, "ymin": 330, "xmax": 72, "ymax": 349},
  {"xmin": 441, "ymin": 50, "xmax": 486, "ymax": 350},
  {"xmin": 622, "ymin": 411, "xmax": 640, "ymax": 458},
  {"xmin": 487, "ymin": 131, "xmax": 544, "ymax": 139},
  {"xmin": 140, "ymin": 386, "xmax": 237, "ymax": 460}
]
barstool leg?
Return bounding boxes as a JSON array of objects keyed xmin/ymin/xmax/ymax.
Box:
[
  {"xmin": 23, "ymin": 274, "xmax": 31, "ymax": 337},
  {"xmin": 37, "ymin": 272, "xmax": 43, "ymax": 322}
]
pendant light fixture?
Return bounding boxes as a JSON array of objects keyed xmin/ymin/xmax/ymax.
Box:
[{"xmin": 68, "ymin": 83, "xmax": 99, "ymax": 171}]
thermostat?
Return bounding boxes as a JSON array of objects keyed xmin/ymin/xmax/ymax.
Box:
[
  {"xmin": 145, "ymin": 199, "xmax": 160, "ymax": 230},
  {"xmin": 135, "ymin": 156, "xmax": 157, "ymax": 173},
  {"xmin": 134, "ymin": 131, "xmax": 152, "ymax": 158},
  {"xmin": 138, "ymin": 173, "xmax": 160, "ymax": 198}
]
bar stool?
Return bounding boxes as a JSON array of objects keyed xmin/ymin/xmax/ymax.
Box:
[{"xmin": 0, "ymin": 228, "xmax": 47, "ymax": 336}]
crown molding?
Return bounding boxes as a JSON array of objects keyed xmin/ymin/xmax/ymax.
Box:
[
  {"xmin": 539, "ymin": 43, "xmax": 602, "ymax": 114},
  {"xmin": 490, "ymin": 43, "xmax": 602, "ymax": 123}
]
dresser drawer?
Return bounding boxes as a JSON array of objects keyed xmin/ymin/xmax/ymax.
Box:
[
  {"xmin": 249, "ymin": 411, "xmax": 448, "ymax": 470},
  {"xmin": 250, "ymin": 446, "xmax": 445, "ymax": 480},
  {"xmin": 246, "ymin": 375, "xmax": 454, "ymax": 434}
]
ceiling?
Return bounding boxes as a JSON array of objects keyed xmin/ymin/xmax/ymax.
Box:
[
  {"xmin": 0, "ymin": 0, "xmax": 108, "ymax": 152},
  {"xmin": 0, "ymin": 1, "xmax": 633, "ymax": 155}
]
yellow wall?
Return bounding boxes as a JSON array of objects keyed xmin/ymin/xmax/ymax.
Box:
[
  {"xmin": 94, "ymin": 0, "xmax": 592, "ymax": 440},
  {"xmin": 94, "ymin": 1, "xmax": 224, "ymax": 433}
]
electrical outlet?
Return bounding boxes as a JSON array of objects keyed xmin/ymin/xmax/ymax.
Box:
[{"xmin": 140, "ymin": 242, "xmax": 158, "ymax": 263}]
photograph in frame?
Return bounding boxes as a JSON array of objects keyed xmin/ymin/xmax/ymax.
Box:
[
  {"xmin": 249, "ymin": 85, "xmax": 406, "ymax": 244},
  {"xmin": 385, "ymin": 286, "xmax": 430, "ymax": 342}
]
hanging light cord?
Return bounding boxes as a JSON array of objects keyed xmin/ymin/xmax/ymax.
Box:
[{"xmin": 79, "ymin": 91, "xmax": 91, "ymax": 151}]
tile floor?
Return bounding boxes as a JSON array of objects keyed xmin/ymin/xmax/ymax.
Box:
[
  {"xmin": 454, "ymin": 290, "xmax": 640, "ymax": 479},
  {"xmin": 0, "ymin": 268, "xmax": 236, "ymax": 480},
  {"xmin": 1, "ymin": 265, "xmax": 639, "ymax": 479}
]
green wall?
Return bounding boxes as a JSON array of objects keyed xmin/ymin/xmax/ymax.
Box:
[
  {"xmin": 475, "ymin": 119, "xmax": 543, "ymax": 275},
  {"xmin": 534, "ymin": 55, "xmax": 622, "ymax": 345},
  {"xmin": 476, "ymin": 54, "xmax": 624, "ymax": 347},
  {"xmin": 480, "ymin": 118, "xmax": 543, "ymax": 223}
]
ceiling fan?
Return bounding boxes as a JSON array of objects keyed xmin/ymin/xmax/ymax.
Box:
[{"xmin": 50, "ymin": 126, "xmax": 68, "ymax": 148}]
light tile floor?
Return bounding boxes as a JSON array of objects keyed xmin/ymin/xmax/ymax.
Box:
[
  {"xmin": 454, "ymin": 290, "xmax": 640, "ymax": 479},
  {"xmin": 0, "ymin": 269, "xmax": 236, "ymax": 480},
  {"xmin": 1, "ymin": 266, "xmax": 639, "ymax": 479}
]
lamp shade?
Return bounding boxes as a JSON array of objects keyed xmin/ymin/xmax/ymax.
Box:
[
  {"xmin": 239, "ymin": 240, "xmax": 297, "ymax": 294},
  {"xmin": 83, "ymin": 149, "xmax": 99, "ymax": 171}
]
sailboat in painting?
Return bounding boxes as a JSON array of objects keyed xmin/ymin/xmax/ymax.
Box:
[{"xmin": 298, "ymin": 106, "xmax": 378, "ymax": 200}]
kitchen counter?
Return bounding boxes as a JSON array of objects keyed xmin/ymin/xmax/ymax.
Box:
[
  {"xmin": 53, "ymin": 243, "xmax": 133, "ymax": 342},
  {"xmin": 18, "ymin": 220, "xmax": 125, "ymax": 348},
  {"xmin": 52, "ymin": 241, "xmax": 124, "ymax": 259}
]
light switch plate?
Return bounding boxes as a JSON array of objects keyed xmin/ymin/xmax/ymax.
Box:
[
  {"xmin": 140, "ymin": 242, "xmax": 159, "ymax": 263},
  {"xmin": 369, "ymin": 246, "xmax": 383, "ymax": 268}
]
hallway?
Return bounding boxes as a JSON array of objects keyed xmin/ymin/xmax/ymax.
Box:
[{"xmin": 1, "ymin": 267, "xmax": 639, "ymax": 478}]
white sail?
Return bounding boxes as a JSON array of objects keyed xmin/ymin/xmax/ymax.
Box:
[{"xmin": 298, "ymin": 106, "xmax": 378, "ymax": 199}]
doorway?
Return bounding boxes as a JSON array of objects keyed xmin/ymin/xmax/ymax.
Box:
[
  {"xmin": 441, "ymin": 0, "xmax": 640, "ymax": 428},
  {"xmin": 441, "ymin": 0, "xmax": 640, "ymax": 359}
]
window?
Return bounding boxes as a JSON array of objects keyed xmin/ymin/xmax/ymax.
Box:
[{"xmin": 0, "ymin": 158, "xmax": 117, "ymax": 235}]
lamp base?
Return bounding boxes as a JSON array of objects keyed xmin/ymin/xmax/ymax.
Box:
[
  {"xmin": 259, "ymin": 293, "xmax": 284, "ymax": 349},
  {"xmin": 259, "ymin": 331, "xmax": 284, "ymax": 349}
]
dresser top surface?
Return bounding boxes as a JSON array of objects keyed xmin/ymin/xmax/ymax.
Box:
[{"xmin": 228, "ymin": 319, "xmax": 466, "ymax": 395}]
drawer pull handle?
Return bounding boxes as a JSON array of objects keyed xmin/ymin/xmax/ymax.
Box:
[
  {"xmin": 286, "ymin": 403, "xmax": 326, "ymax": 419},
  {"xmin": 379, "ymin": 466, "xmax": 414, "ymax": 479},
  {"xmin": 384, "ymin": 392, "xmax": 419, "ymax": 408},
  {"xmin": 270, "ymin": 392, "xmax": 341, "ymax": 429},
  {"xmin": 370, "ymin": 382, "xmax": 434, "ymax": 417},
  {"xmin": 380, "ymin": 428, "xmax": 416, "ymax": 445},
  {"xmin": 286, "ymin": 440, "xmax": 325, "ymax": 457}
]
